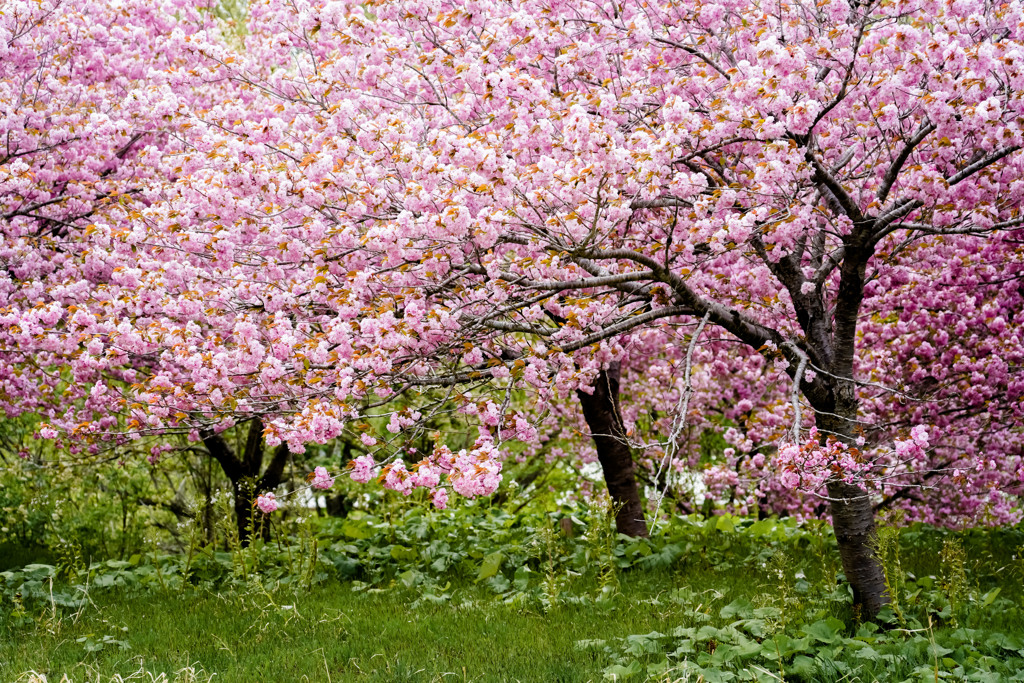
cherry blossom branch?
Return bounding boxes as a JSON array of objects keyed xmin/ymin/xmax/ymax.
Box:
[
  {"xmin": 784, "ymin": 342, "xmax": 809, "ymax": 444},
  {"xmin": 650, "ymin": 311, "xmax": 710, "ymax": 534}
]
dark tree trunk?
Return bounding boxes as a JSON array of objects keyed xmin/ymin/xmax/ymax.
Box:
[
  {"xmin": 826, "ymin": 478, "xmax": 889, "ymax": 618},
  {"xmin": 813, "ymin": 241, "xmax": 890, "ymax": 620},
  {"xmin": 816, "ymin": 390, "xmax": 890, "ymax": 619},
  {"xmin": 576, "ymin": 362, "xmax": 649, "ymax": 538},
  {"xmin": 202, "ymin": 420, "xmax": 291, "ymax": 545}
]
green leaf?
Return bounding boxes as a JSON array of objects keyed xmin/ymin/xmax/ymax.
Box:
[
  {"xmin": 624, "ymin": 631, "xmax": 665, "ymax": 656},
  {"xmin": 695, "ymin": 625, "xmax": 722, "ymax": 641},
  {"xmin": 981, "ymin": 587, "xmax": 1001, "ymax": 607},
  {"xmin": 646, "ymin": 657, "xmax": 670, "ymax": 677},
  {"xmin": 746, "ymin": 518, "xmax": 777, "ymax": 536},
  {"xmin": 513, "ymin": 565, "xmax": 531, "ymax": 591},
  {"xmin": 801, "ymin": 618, "xmax": 844, "ymax": 644},
  {"xmin": 697, "ymin": 666, "xmax": 736, "ymax": 683},
  {"xmin": 398, "ymin": 569, "xmax": 421, "ymax": 588},
  {"xmin": 389, "ymin": 545, "xmax": 418, "ymax": 562},
  {"xmin": 21, "ymin": 564, "xmax": 55, "ymax": 580},
  {"xmin": 770, "ymin": 634, "xmax": 812, "ymax": 657},
  {"xmin": 716, "ymin": 515, "xmax": 736, "ymax": 532},
  {"xmin": 710, "ymin": 643, "xmax": 739, "ymax": 666},
  {"xmin": 720, "ymin": 598, "xmax": 754, "ymax": 620},
  {"xmin": 789, "ymin": 655, "xmax": 817, "ymax": 677},
  {"xmin": 341, "ymin": 520, "xmax": 371, "ymax": 539},
  {"xmin": 477, "ymin": 551, "xmax": 504, "ymax": 582},
  {"xmin": 603, "ymin": 660, "xmax": 642, "ymax": 680},
  {"xmin": 486, "ymin": 574, "xmax": 510, "ymax": 593},
  {"xmin": 848, "ymin": 642, "xmax": 884, "ymax": 662}
]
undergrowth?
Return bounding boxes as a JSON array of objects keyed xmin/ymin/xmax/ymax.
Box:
[{"xmin": 2, "ymin": 501, "xmax": 1022, "ymax": 682}]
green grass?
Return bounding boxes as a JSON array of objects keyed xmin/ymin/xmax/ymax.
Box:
[{"xmin": 1, "ymin": 573, "xmax": 686, "ymax": 682}]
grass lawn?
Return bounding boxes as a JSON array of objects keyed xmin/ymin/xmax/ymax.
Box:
[{"xmin": 2, "ymin": 572, "xmax": 685, "ymax": 682}]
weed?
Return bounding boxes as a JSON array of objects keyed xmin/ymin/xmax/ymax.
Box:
[
  {"xmin": 872, "ymin": 511, "xmax": 906, "ymax": 625},
  {"xmin": 939, "ymin": 537, "xmax": 969, "ymax": 626}
]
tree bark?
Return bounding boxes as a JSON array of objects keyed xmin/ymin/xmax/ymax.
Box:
[
  {"xmin": 826, "ymin": 478, "xmax": 889, "ymax": 618},
  {"xmin": 816, "ymin": 401, "xmax": 890, "ymax": 620},
  {"xmin": 576, "ymin": 362, "xmax": 649, "ymax": 537},
  {"xmin": 814, "ymin": 240, "xmax": 890, "ymax": 620}
]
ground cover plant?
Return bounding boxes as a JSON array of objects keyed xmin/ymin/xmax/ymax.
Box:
[{"xmin": 3, "ymin": 500, "xmax": 1023, "ymax": 682}]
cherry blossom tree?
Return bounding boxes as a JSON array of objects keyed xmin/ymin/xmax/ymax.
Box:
[
  {"xmin": 10, "ymin": 0, "xmax": 1024, "ymax": 619},
  {"xmin": 0, "ymin": 0, "xmax": 300, "ymax": 539}
]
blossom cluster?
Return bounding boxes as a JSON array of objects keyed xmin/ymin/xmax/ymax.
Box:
[{"xmin": 250, "ymin": 436, "xmax": 503, "ymax": 515}]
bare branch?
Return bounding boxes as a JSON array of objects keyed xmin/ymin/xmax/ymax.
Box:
[
  {"xmin": 650, "ymin": 310, "xmax": 711, "ymax": 534},
  {"xmin": 876, "ymin": 121, "xmax": 935, "ymax": 204},
  {"xmin": 805, "ymin": 151, "xmax": 864, "ymax": 222},
  {"xmin": 651, "ymin": 36, "xmax": 731, "ymax": 79},
  {"xmin": 947, "ymin": 145, "xmax": 1021, "ymax": 186},
  {"xmin": 556, "ymin": 305, "xmax": 694, "ymax": 353}
]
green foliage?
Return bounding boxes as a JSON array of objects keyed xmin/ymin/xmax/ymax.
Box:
[
  {"xmin": 940, "ymin": 537, "xmax": 970, "ymax": 626},
  {"xmin": 1, "ymin": 499, "xmax": 1022, "ymax": 682},
  {"xmin": 0, "ymin": 444, "xmax": 184, "ymax": 566}
]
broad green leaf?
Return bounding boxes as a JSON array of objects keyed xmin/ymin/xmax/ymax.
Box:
[
  {"xmin": 389, "ymin": 545, "xmax": 418, "ymax": 561},
  {"xmin": 477, "ymin": 551, "xmax": 504, "ymax": 581},
  {"xmin": 720, "ymin": 598, "xmax": 754, "ymax": 619},
  {"xmin": 342, "ymin": 520, "xmax": 371, "ymax": 539},
  {"xmin": 716, "ymin": 514, "xmax": 736, "ymax": 532},
  {"xmin": 802, "ymin": 618, "xmax": 844, "ymax": 644},
  {"xmin": 603, "ymin": 660, "xmax": 642, "ymax": 680},
  {"xmin": 981, "ymin": 587, "xmax": 1001, "ymax": 607}
]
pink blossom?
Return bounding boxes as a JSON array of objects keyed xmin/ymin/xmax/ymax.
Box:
[
  {"xmin": 383, "ymin": 460, "xmax": 414, "ymax": 495},
  {"xmin": 310, "ymin": 466, "xmax": 334, "ymax": 490},
  {"xmin": 910, "ymin": 425, "xmax": 930, "ymax": 447},
  {"xmin": 349, "ymin": 455, "xmax": 375, "ymax": 484},
  {"xmin": 256, "ymin": 493, "xmax": 279, "ymax": 514},
  {"xmin": 779, "ymin": 470, "xmax": 801, "ymax": 490}
]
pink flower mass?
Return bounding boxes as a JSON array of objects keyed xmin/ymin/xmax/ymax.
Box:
[
  {"xmin": 349, "ymin": 455, "xmax": 376, "ymax": 484},
  {"xmin": 310, "ymin": 466, "xmax": 335, "ymax": 490},
  {"xmin": 256, "ymin": 493, "xmax": 279, "ymax": 515},
  {"xmin": 2, "ymin": 0, "xmax": 1023, "ymax": 617}
]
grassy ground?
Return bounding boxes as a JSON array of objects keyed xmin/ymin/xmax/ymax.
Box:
[
  {"xmin": 1, "ymin": 573, "xmax": 684, "ymax": 682},
  {"xmin": 3, "ymin": 510, "xmax": 1023, "ymax": 682}
]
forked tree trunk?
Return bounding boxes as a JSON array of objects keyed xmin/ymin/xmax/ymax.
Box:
[
  {"xmin": 202, "ymin": 419, "xmax": 290, "ymax": 545},
  {"xmin": 576, "ymin": 362, "xmax": 649, "ymax": 537}
]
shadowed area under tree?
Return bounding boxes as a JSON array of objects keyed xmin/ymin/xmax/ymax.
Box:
[{"xmin": 201, "ymin": 419, "xmax": 290, "ymax": 544}]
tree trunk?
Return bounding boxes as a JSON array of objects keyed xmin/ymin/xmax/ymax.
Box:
[
  {"xmin": 576, "ymin": 362, "xmax": 649, "ymax": 537},
  {"xmin": 826, "ymin": 478, "xmax": 889, "ymax": 618},
  {"xmin": 817, "ymin": 408, "xmax": 890, "ymax": 620},
  {"xmin": 812, "ymin": 240, "xmax": 889, "ymax": 620}
]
